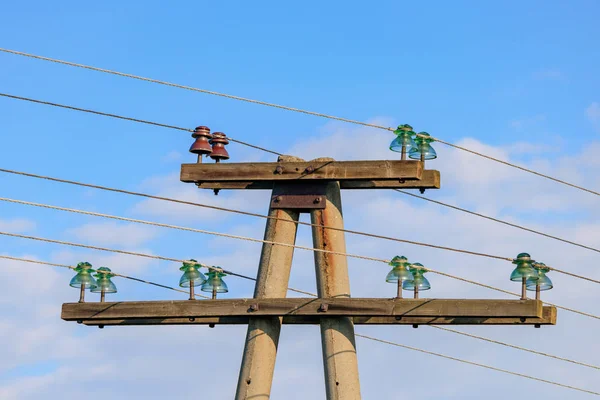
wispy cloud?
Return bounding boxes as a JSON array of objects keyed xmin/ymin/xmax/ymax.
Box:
[
  {"xmin": 585, "ymin": 102, "xmax": 600, "ymax": 128},
  {"xmin": 66, "ymin": 221, "xmax": 158, "ymax": 247},
  {"xmin": 0, "ymin": 218, "xmax": 36, "ymax": 233},
  {"xmin": 533, "ymin": 68, "xmax": 563, "ymax": 80},
  {"xmin": 509, "ymin": 114, "xmax": 546, "ymax": 130}
]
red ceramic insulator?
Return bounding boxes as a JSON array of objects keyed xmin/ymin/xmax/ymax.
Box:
[
  {"xmin": 189, "ymin": 126, "xmax": 213, "ymax": 155},
  {"xmin": 209, "ymin": 132, "xmax": 230, "ymax": 161}
]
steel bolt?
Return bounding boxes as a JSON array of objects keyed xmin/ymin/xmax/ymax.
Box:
[
  {"xmin": 275, "ymin": 166, "xmax": 284, "ymax": 174},
  {"xmin": 305, "ymin": 166, "xmax": 315, "ymax": 174},
  {"xmin": 314, "ymin": 197, "xmax": 321, "ymax": 204}
]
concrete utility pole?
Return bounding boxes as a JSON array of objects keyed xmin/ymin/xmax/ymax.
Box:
[
  {"xmin": 62, "ymin": 155, "xmax": 557, "ymax": 399},
  {"xmin": 236, "ymin": 157, "xmax": 301, "ymax": 398},
  {"xmin": 311, "ymin": 174, "xmax": 361, "ymax": 400}
]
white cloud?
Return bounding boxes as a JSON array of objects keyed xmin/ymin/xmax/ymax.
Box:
[
  {"xmin": 3, "ymin": 120, "xmax": 600, "ymax": 399},
  {"xmin": 66, "ymin": 221, "xmax": 158, "ymax": 247},
  {"xmin": 509, "ymin": 114, "xmax": 546, "ymax": 130},
  {"xmin": 586, "ymin": 102, "xmax": 600, "ymax": 126},
  {"xmin": 0, "ymin": 218, "xmax": 36, "ymax": 233},
  {"xmin": 533, "ymin": 68, "xmax": 563, "ymax": 80},
  {"xmin": 160, "ymin": 150, "xmax": 183, "ymax": 163},
  {"xmin": 131, "ymin": 171, "xmax": 269, "ymax": 223},
  {"xmin": 50, "ymin": 248, "xmax": 160, "ymax": 275}
]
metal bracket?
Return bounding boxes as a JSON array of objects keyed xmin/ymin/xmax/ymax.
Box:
[{"xmin": 270, "ymin": 183, "xmax": 327, "ymax": 211}]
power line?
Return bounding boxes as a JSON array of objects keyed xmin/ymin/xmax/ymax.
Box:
[
  {"xmin": 0, "ymin": 172, "xmax": 511, "ymax": 261},
  {"xmin": 3, "ymin": 48, "xmax": 599, "ymax": 197},
  {"xmin": 0, "ymin": 233, "xmax": 312, "ymax": 297},
  {"xmin": 396, "ymin": 189, "xmax": 600, "ymax": 254},
  {"xmin": 429, "ymin": 268, "xmax": 600, "ymax": 321},
  {"xmin": 4, "ymin": 253, "xmax": 597, "ymax": 385},
  {"xmin": 0, "ymin": 197, "xmax": 389, "ymax": 265},
  {"xmin": 0, "ymin": 48, "xmax": 389, "ymax": 131},
  {"xmin": 2, "ymin": 190, "xmax": 598, "ymax": 286},
  {"xmin": 0, "ymin": 254, "xmax": 210, "ymax": 299},
  {"xmin": 1, "ymin": 228, "xmax": 597, "ymax": 321},
  {"xmin": 3, "ymin": 92, "xmax": 599, "ymax": 262},
  {"xmin": 0, "ymin": 92, "xmax": 282, "ymax": 156},
  {"xmin": 430, "ymin": 326, "xmax": 600, "ymax": 371},
  {"xmin": 2, "ymin": 93, "xmax": 599, "ymax": 264},
  {"xmin": 3, "ymin": 48, "xmax": 599, "ymax": 394},
  {"xmin": 0, "ymin": 166, "xmax": 570, "ymax": 273},
  {"xmin": 424, "ymin": 134, "xmax": 600, "ymax": 197},
  {"xmin": 356, "ymin": 334, "xmax": 600, "ymax": 396}
]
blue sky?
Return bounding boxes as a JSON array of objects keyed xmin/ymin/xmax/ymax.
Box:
[{"xmin": 1, "ymin": 1, "xmax": 600, "ymax": 399}]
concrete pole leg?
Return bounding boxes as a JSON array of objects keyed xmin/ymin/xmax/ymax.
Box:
[
  {"xmin": 310, "ymin": 177, "xmax": 362, "ymax": 400},
  {"xmin": 235, "ymin": 204, "xmax": 300, "ymax": 399}
]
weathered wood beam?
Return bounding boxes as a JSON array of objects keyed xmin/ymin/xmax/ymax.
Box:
[
  {"xmin": 79, "ymin": 306, "xmax": 556, "ymax": 326},
  {"xmin": 62, "ymin": 298, "xmax": 543, "ymax": 321},
  {"xmin": 191, "ymin": 170, "xmax": 441, "ymax": 190},
  {"xmin": 181, "ymin": 160, "xmax": 424, "ymax": 183}
]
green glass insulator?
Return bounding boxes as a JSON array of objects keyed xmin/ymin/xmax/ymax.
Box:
[
  {"xmin": 91, "ymin": 267, "xmax": 117, "ymax": 293},
  {"xmin": 402, "ymin": 263, "xmax": 431, "ymax": 291},
  {"xmin": 201, "ymin": 270, "xmax": 229, "ymax": 293},
  {"xmin": 179, "ymin": 260, "xmax": 207, "ymax": 287},
  {"xmin": 69, "ymin": 261, "xmax": 97, "ymax": 289},
  {"xmin": 510, "ymin": 253, "xmax": 538, "ymax": 282},
  {"xmin": 526, "ymin": 262, "xmax": 553, "ymax": 291}
]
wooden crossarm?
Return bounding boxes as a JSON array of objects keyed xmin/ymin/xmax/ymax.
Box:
[{"xmin": 62, "ymin": 298, "xmax": 544, "ymax": 321}]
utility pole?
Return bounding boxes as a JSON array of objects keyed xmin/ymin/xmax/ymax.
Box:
[{"xmin": 62, "ymin": 153, "xmax": 557, "ymax": 399}]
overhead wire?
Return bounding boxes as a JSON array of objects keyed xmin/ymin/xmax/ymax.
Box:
[
  {"xmin": 396, "ymin": 189, "xmax": 600, "ymax": 254},
  {"xmin": 356, "ymin": 334, "xmax": 600, "ymax": 396},
  {"xmin": 1, "ymin": 228, "xmax": 597, "ymax": 321},
  {"xmin": 0, "ymin": 92, "xmax": 282, "ymax": 156},
  {"xmin": 0, "ymin": 254, "xmax": 210, "ymax": 299},
  {"xmin": 2, "ymin": 48, "xmax": 600, "ymax": 196},
  {"xmin": 3, "ymin": 92, "xmax": 600, "ymax": 265},
  {"xmin": 0, "ymin": 167, "xmax": 510, "ymax": 261},
  {"xmin": 2, "ymin": 91, "xmax": 599, "ymax": 279},
  {"xmin": 0, "ymin": 49, "xmax": 387, "ymax": 131},
  {"xmin": 0, "ymin": 232, "xmax": 312, "ymax": 297},
  {"xmin": 430, "ymin": 326, "xmax": 600, "ymax": 371},
  {"xmin": 3, "ymin": 253, "xmax": 598, "ymax": 390},
  {"xmin": 1, "ymin": 187, "xmax": 598, "ymax": 286},
  {"xmin": 2, "ymin": 91, "xmax": 599, "ymax": 261},
  {"xmin": 417, "ymin": 133, "xmax": 600, "ymax": 197},
  {"xmin": 0, "ymin": 199, "xmax": 388, "ymax": 265},
  {"xmin": 2, "ymin": 48, "xmax": 600, "ymax": 394}
]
